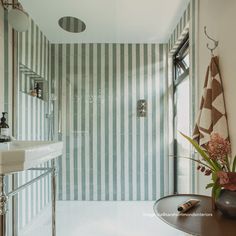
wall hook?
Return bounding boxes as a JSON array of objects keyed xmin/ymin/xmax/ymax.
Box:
[{"xmin": 204, "ymin": 26, "xmax": 219, "ymax": 55}]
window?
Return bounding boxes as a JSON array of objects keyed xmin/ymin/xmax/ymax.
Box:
[
  {"xmin": 173, "ymin": 35, "xmax": 189, "ymax": 82},
  {"xmin": 173, "ymin": 34, "xmax": 191, "ymax": 194}
]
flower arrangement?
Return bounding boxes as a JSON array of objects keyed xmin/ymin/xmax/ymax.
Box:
[{"xmin": 181, "ymin": 132, "xmax": 236, "ymax": 199}]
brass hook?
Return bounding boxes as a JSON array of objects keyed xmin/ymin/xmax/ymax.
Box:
[{"xmin": 204, "ymin": 26, "xmax": 219, "ymax": 55}]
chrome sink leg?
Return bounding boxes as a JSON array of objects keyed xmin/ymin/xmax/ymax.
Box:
[
  {"xmin": 51, "ymin": 160, "xmax": 57, "ymax": 236},
  {"xmin": 0, "ymin": 175, "xmax": 8, "ymax": 236}
]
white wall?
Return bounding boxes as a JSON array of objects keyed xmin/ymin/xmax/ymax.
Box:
[{"xmin": 198, "ymin": 0, "xmax": 236, "ymax": 194}]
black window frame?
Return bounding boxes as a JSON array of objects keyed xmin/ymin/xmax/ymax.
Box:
[{"xmin": 173, "ymin": 33, "xmax": 190, "ymax": 84}]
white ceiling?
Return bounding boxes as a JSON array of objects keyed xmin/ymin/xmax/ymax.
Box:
[{"xmin": 20, "ymin": 0, "xmax": 190, "ymax": 44}]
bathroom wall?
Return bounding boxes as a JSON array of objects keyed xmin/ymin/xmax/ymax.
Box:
[
  {"xmin": 0, "ymin": 4, "xmax": 13, "ymax": 131},
  {"xmin": 0, "ymin": 5, "xmax": 14, "ymax": 236},
  {"xmin": 168, "ymin": 3, "xmax": 190, "ymax": 53},
  {"xmin": 16, "ymin": 18, "xmax": 51, "ymax": 231},
  {"xmin": 0, "ymin": 5, "xmax": 51, "ymax": 233},
  {"xmin": 17, "ymin": 18, "xmax": 50, "ymax": 141},
  {"xmin": 51, "ymin": 43, "xmax": 170, "ymax": 201},
  {"xmin": 198, "ymin": 0, "xmax": 236, "ymax": 194}
]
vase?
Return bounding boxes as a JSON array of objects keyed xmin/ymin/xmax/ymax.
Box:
[{"xmin": 215, "ymin": 189, "xmax": 236, "ymax": 218}]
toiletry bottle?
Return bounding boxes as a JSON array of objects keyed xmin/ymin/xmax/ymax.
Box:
[
  {"xmin": 30, "ymin": 88, "xmax": 37, "ymax": 97},
  {"xmin": 0, "ymin": 112, "xmax": 11, "ymax": 143},
  {"xmin": 35, "ymin": 82, "xmax": 42, "ymax": 98}
]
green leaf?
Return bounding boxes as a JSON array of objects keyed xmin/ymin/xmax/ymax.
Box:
[
  {"xmin": 205, "ymin": 183, "xmax": 214, "ymax": 189},
  {"xmin": 232, "ymin": 155, "xmax": 236, "ymax": 172},
  {"xmin": 211, "ymin": 172, "xmax": 218, "ymax": 182},
  {"xmin": 211, "ymin": 159, "xmax": 222, "ymax": 170},
  {"xmin": 180, "ymin": 132, "xmax": 219, "ymax": 171},
  {"xmin": 215, "ymin": 186, "xmax": 222, "ymax": 199},
  {"xmin": 212, "ymin": 182, "xmax": 222, "ymax": 200},
  {"xmin": 180, "ymin": 156, "xmax": 214, "ymax": 171},
  {"xmin": 225, "ymin": 156, "xmax": 231, "ymax": 172},
  {"xmin": 212, "ymin": 183, "xmax": 217, "ymax": 199}
]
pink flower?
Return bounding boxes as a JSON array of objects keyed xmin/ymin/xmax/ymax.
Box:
[
  {"xmin": 217, "ymin": 171, "xmax": 236, "ymax": 191},
  {"xmin": 207, "ymin": 133, "xmax": 231, "ymax": 164},
  {"xmin": 217, "ymin": 171, "xmax": 229, "ymax": 185}
]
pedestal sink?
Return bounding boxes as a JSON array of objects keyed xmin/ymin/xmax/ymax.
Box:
[
  {"xmin": 0, "ymin": 140, "xmax": 63, "ymax": 236},
  {"xmin": 0, "ymin": 141, "xmax": 63, "ymax": 174}
]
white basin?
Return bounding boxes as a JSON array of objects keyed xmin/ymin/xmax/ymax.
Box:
[{"xmin": 0, "ymin": 141, "xmax": 63, "ymax": 174}]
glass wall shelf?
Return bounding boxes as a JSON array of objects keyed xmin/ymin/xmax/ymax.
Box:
[{"xmin": 19, "ymin": 63, "xmax": 48, "ymax": 101}]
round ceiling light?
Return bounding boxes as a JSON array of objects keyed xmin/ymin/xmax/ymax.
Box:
[
  {"xmin": 58, "ymin": 16, "xmax": 86, "ymax": 33},
  {"xmin": 8, "ymin": 8, "xmax": 29, "ymax": 32}
]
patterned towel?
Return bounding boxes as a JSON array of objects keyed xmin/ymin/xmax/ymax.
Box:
[{"xmin": 193, "ymin": 56, "xmax": 229, "ymax": 147}]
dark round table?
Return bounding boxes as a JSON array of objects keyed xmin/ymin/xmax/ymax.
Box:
[{"xmin": 153, "ymin": 194, "xmax": 236, "ymax": 236}]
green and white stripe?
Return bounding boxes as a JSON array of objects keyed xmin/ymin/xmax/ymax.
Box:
[
  {"xmin": 51, "ymin": 43, "xmax": 170, "ymax": 201},
  {"xmin": 168, "ymin": 3, "xmax": 191, "ymax": 53},
  {"xmin": 0, "ymin": 3, "xmax": 200, "ymax": 234},
  {"xmin": 16, "ymin": 18, "xmax": 51, "ymax": 231},
  {"xmin": 1, "ymin": 7, "xmax": 14, "ymax": 235},
  {"xmin": 0, "ymin": 7, "xmax": 13, "ymax": 130}
]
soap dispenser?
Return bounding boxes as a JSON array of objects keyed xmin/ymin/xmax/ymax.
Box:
[{"xmin": 0, "ymin": 112, "xmax": 10, "ymax": 143}]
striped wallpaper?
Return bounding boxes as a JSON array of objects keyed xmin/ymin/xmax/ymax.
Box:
[
  {"xmin": 168, "ymin": 3, "xmax": 191, "ymax": 53},
  {"xmin": 0, "ymin": 6, "xmax": 13, "ymax": 132},
  {"xmin": 15, "ymin": 18, "xmax": 51, "ymax": 232},
  {"xmin": 0, "ymin": 1, "xmax": 199, "ymax": 234},
  {"xmin": 18, "ymin": 19, "xmax": 49, "ymax": 79},
  {"xmin": 0, "ymin": 6, "xmax": 14, "ymax": 236},
  {"xmin": 0, "ymin": 10, "xmax": 51, "ymax": 233},
  {"xmin": 17, "ymin": 92, "xmax": 47, "ymax": 142},
  {"xmin": 51, "ymin": 43, "xmax": 170, "ymax": 201},
  {"xmin": 17, "ymin": 25, "xmax": 51, "ymax": 219},
  {"xmin": 16, "ymin": 93, "xmax": 51, "ymax": 232}
]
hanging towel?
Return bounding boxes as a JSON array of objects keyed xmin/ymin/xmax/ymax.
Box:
[{"xmin": 193, "ymin": 56, "xmax": 229, "ymax": 147}]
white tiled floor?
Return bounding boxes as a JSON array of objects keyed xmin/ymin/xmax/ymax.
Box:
[{"xmin": 22, "ymin": 201, "xmax": 185, "ymax": 236}]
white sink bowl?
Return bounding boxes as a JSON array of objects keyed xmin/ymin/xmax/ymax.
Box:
[{"xmin": 0, "ymin": 141, "xmax": 63, "ymax": 174}]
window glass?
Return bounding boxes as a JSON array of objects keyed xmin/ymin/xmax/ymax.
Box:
[{"xmin": 173, "ymin": 35, "xmax": 191, "ymax": 193}]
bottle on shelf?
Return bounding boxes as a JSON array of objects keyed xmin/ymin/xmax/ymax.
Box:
[
  {"xmin": 30, "ymin": 89, "xmax": 37, "ymax": 97},
  {"xmin": 0, "ymin": 112, "xmax": 11, "ymax": 143},
  {"xmin": 34, "ymin": 82, "xmax": 42, "ymax": 98}
]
